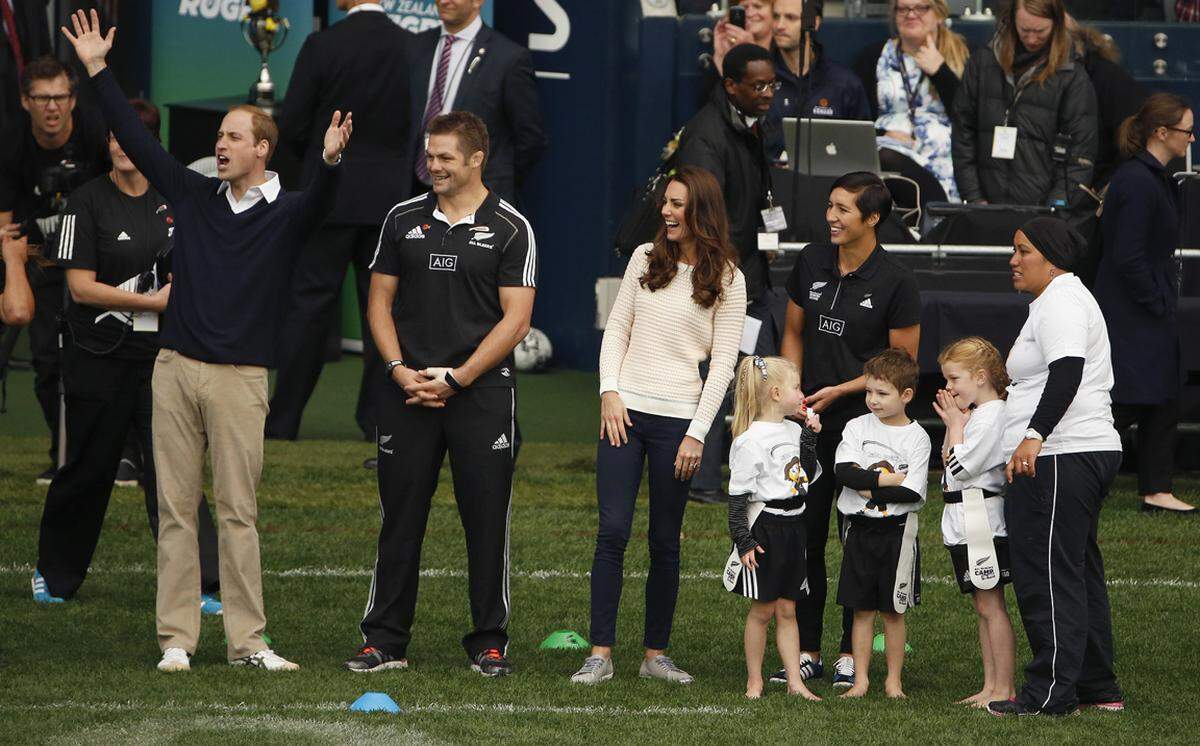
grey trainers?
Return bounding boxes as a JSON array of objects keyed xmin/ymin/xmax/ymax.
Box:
[
  {"xmin": 570, "ymin": 655, "xmax": 614, "ymax": 684},
  {"xmin": 639, "ymin": 655, "xmax": 693, "ymax": 684}
]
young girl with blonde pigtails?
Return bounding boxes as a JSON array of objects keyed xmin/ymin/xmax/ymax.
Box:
[{"xmin": 723, "ymin": 355, "xmax": 822, "ymax": 700}]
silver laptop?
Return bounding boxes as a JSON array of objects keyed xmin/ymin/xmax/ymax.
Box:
[{"xmin": 781, "ymin": 117, "xmax": 880, "ymax": 177}]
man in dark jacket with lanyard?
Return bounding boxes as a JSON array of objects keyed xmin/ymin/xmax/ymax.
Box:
[
  {"xmin": 675, "ymin": 43, "xmax": 778, "ymax": 503},
  {"xmin": 347, "ymin": 111, "xmax": 536, "ymax": 677},
  {"xmin": 64, "ymin": 9, "xmax": 351, "ymax": 672}
]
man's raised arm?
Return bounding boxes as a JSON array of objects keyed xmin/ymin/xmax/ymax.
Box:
[{"xmin": 61, "ymin": 9, "xmax": 203, "ymax": 203}]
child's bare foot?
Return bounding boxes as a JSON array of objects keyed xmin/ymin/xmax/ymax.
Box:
[
  {"xmin": 746, "ymin": 680, "xmax": 764, "ymax": 699},
  {"xmin": 885, "ymin": 682, "xmax": 906, "ymax": 699},
  {"xmin": 788, "ymin": 685, "xmax": 822, "ymax": 701},
  {"xmin": 956, "ymin": 689, "xmax": 991, "ymax": 706},
  {"xmin": 840, "ymin": 683, "xmax": 869, "ymax": 698}
]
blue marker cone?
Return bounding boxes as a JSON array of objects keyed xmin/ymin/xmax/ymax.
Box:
[{"xmin": 350, "ymin": 692, "xmax": 401, "ymax": 714}]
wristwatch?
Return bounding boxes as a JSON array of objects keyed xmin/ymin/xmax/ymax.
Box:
[
  {"xmin": 385, "ymin": 359, "xmax": 406, "ymax": 375},
  {"xmin": 1024, "ymin": 428, "xmax": 1044, "ymax": 442}
]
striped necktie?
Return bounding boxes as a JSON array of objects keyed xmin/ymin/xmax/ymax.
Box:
[{"xmin": 415, "ymin": 34, "xmax": 459, "ymax": 184}]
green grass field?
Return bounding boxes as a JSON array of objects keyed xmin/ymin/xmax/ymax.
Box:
[{"xmin": 1, "ymin": 360, "xmax": 1198, "ymax": 744}]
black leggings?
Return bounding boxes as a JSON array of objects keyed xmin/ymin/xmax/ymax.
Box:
[{"xmin": 589, "ymin": 409, "xmax": 691, "ymax": 649}]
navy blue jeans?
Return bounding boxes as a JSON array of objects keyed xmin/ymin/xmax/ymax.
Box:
[{"xmin": 589, "ymin": 409, "xmax": 691, "ymax": 649}]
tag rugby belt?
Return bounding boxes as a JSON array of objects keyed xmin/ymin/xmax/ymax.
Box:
[{"xmin": 942, "ymin": 489, "xmax": 1002, "ymax": 504}]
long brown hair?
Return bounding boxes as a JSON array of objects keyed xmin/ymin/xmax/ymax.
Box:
[
  {"xmin": 1117, "ymin": 92, "xmax": 1192, "ymax": 159},
  {"xmin": 640, "ymin": 166, "xmax": 738, "ymax": 309},
  {"xmin": 888, "ymin": 0, "xmax": 970, "ymax": 78},
  {"xmin": 994, "ymin": 0, "xmax": 1072, "ymax": 85}
]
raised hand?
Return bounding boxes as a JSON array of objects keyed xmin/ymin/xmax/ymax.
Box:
[
  {"xmin": 913, "ymin": 32, "xmax": 945, "ymax": 76},
  {"xmin": 323, "ymin": 111, "xmax": 353, "ymax": 164},
  {"xmin": 932, "ymin": 389, "xmax": 969, "ymax": 429},
  {"xmin": 61, "ymin": 9, "xmax": 115, "ymax": 76}
]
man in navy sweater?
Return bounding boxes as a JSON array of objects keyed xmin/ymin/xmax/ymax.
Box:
[{"xmin": 63, "ymin": 10, "xmax": 352, "ymax": 673}]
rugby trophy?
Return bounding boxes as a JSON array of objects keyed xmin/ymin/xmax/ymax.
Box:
[{"xmin": 242, "ymin": 0, "xmax": 290, "ymax": 110}]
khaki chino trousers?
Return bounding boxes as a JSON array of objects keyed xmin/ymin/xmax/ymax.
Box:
[{"xmin": 152, "ymin": 349, "xmax": 270, "ymax": 660}]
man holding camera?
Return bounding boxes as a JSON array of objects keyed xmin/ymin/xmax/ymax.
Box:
[
  {"xmin": 64, "ymin": 9, "xmax": 351, "ymax": 672},
  {"xmin": 0, "ymin": 55, "xmax": 108, "ymax": 483}
]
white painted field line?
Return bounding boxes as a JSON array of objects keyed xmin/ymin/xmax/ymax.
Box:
[
  {"xmin": 2, "ymin": 563, "xmax": 1196, "ymax": 590},
  {"xmin": 1, "ymin": 699, "xmax": 746, "ymax": 718}
]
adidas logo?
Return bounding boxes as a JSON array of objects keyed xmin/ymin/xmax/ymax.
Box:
[
  {"xmin": 117, "ymin": 231, "xmax": 132, "ymax": 241},
  {"xmin": 492, "ymin": 434, "xmax": 510, "ymax": 451},
  {"xmin": 405, "ymin": 225, "xmax": 426, "ymax": 240},
  {"xmin": 859, "ymin": 296, "xmax": 873, "ymax": 309}
]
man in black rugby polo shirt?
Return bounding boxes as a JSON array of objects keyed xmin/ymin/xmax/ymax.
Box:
[
  {"xmin": 347, "ymin": 111, "xmax": 536, "ymax": 677},
  {"xmin": 775, "ymin": 172, "xmax": 921, "ymax": 690}
]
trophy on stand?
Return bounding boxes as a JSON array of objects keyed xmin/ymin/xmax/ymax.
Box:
[{"xmin": 242, "ymin": 0, "xmax": 290, "ymax": 111}]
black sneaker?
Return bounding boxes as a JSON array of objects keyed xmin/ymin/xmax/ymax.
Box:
[
  {"xmin": 471, "ymin": 648, "xmax": 513, "ymax": 677},
  {"xmin": 36, "ymin": 466, "xmax": 58, "ymax": 486},
  {"xmin": 114, "ymin": 457, "xmax": 141, "ymax": 488},
  {"xmin": 988, "ymin": 699, "xmax": 1078, "ymax": 717},
  {"xmin": 344, "ymin": 646, "xmax": 408, "ymax": 673}
]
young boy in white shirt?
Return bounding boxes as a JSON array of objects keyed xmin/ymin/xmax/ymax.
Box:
[{"xmin": 833, "ymin": 349, "xmax": 930, "ymax": 699}]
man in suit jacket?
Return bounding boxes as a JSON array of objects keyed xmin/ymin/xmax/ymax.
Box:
[
  {"xmin": 409, "ymin": 0, "xmax": 547, "ymax": 204},
  {"xmin": 1, "ymin": 0, "xmax": 51, "ymax": 133},
  {"xmin": 266, "ymin": 0, "xmax": 412, "ymax": 444}
]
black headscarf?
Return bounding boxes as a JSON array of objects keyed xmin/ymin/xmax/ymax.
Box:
[{"xmin": 1019, "ymin": 216, "xmax": 1089, "ymax": 271}]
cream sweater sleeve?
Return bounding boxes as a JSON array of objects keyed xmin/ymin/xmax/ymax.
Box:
[
  {"xmin": 598, "ymin": 246, "xmax": 650, "ymax": 394},
  {"xmin": 686, "ymin": 267, "xmax": 747, "ymax": 442}
]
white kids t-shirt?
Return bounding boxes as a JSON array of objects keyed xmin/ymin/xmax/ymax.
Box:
[
  {"xmin": 836, "ymin": 413, "xmax": 931, "ymax": 518},
  {"xmin": 941, "ymin": 399, "xmax": 1007, "ymax": 545},
  {"xmin": 728, "ymin": 420, "xmax": 817, "ymax": 517},
  {"xmin": 1001, "ymin": 273, "xmax": 1122, "ymax": 459}
]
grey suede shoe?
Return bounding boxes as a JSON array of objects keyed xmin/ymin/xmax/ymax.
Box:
[{"xmin": 638, "ymin": 655, "xmax": 693, "ymax": 684}]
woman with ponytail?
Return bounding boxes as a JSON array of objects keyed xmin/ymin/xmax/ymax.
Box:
[{"xmin": 1095, "ymin": 93, "xmax": 1196, "ymax": 514}]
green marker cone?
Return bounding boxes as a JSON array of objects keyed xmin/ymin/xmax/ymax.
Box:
[
  {"xmin": 539, "ymin": 630, "xmax": 589, "ymax": 650},
  {"xmin": 872, "ymin": 633, "xmax": 912, "ymax": 654}
]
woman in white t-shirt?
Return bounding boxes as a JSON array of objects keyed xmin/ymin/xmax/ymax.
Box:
[
  {"xmin": 571, "ymin": 166, "xmax": 747, "ymax": 686},
  {"xmin": 988, "ymin": 217, "xmax": 1124, "ymax": 718}
]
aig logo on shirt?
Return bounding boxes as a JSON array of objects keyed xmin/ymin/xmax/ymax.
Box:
[
  {"xmin": 429, "ymin": 254, "xmax": 458, "ymax": 271},
  {"xmin": 818, "ymin": 315, "xmax": 845, "ymax": 336}
]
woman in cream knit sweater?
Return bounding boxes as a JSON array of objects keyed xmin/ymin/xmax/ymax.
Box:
[{"xmin": 571, "ymin": 166, "xmax": 747, "ymax": 686}]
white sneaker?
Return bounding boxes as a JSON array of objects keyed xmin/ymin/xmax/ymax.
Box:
[
  {"xmin": 231, "ymin": 648, "xmax": 300, "ymax": 671},
  {"xmin": 157, "ymin": 647, "xmax": 191, "ymax": 673},
  {"xmin": 570, "ymin": 655, "xmax": 614, "ymax": 684},
  {"xmin": 638, "ymin": 655, "xmax": 693, "ymax": 684}
]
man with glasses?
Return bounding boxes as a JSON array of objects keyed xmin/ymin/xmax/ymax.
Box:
[
  {"xmin": 676, "ymin": 43, "xmax": 779, "ymax": 504},
  {"xmin": 766, "ymin": 0, "xmax": 870, "ymax": 160},
  {"xmin": 0, "ymin": 55, "xmax": 108, "ymax": 484}
]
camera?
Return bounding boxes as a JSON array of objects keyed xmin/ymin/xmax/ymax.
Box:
[
  {"xmin": 729, "ymin": 5, "xmax": 746, "ymax": 28},
  {"xmin": 37, "ymin": 159, "xmax": 90, "ymax": 201}
]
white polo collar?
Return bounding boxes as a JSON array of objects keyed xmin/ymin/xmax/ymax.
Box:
[
  {"xmin": 347, "ymin": 3, "xmax": 384, "ymax": 14},
  {"xmin": 217, "ymin": 171, "xmax": 281, "ymax": 213}
]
